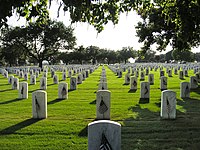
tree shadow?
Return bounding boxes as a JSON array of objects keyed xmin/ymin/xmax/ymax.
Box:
[
  {"xmin": 90, "ymin": 99, "xmax": 96, "ymax": 104},
  {"xmin": 68, "ymin": 89, "xmax": 76, "ymax": 92},
  {"xmin": 47, "ymin": 98, "xmax": 66, "ymax": 105},
  {"xmin": 0, "ymin": 83, "xmax": 9, "ymax": 86},
  {"xmin": 177, "ymin": 98, "xmax": 200, "ymax": 113},
  {"xmin": 123, "ymin": 83, "xmax": 129, "ymax": 86},
  {"xmin": 139, "ymin": 98, "xmax": 149, "ymax": 104},
  {"xmin": 0, "ymin": 98, "xmax": 25, "ymax": 105},
  {"xmin": 190, "ymin": 86, "xmax": 200, "ymax": 94},
  {"xmin": 0, "ymin": 118, "xmax": 41, "ymax": 135},
  {"xmin": 0, "ymin": 89, "xmax": 13, "ymax": 92},
  {"xmin": 128, "ymin": 89, "xmax": 137, "ymax": 93}
]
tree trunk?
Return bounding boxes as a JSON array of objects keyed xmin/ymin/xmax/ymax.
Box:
[{"xmin": 39, "ymin": 60, "xmax": 43, "ymax": 69}]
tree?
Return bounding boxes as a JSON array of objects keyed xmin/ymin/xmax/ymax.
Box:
[
  {"xmin": 71, "ymin": 45, "xmax": 87, "ymax": 64},
  {"xmin": 118, "ymin": 47, "xmax": 137, "ymax": 64},
  {"xmin": 1, "ymin": 20, "xmax": 76, "ymax": 68},
  {"xmin": 172, "ymin": 49, "xmax": 195, "ymax": 62},
  {"xmin": 2, "ymin": 0, "xmax": 200, "ymax": 54},
  {"xmin": 86, "ymin": 46, "xmax": 100, "ymax": 65}
]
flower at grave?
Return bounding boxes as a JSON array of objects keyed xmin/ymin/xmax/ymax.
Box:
[
  {"xmin": 61, "ymin": 86, "xmax": 67, "ymax": 97},
  {"xmin": 99, "ymin": 97, "xmax": 108, "ymax": 114},
  {"xmin": 144, "ymin": 85, "xmax": 148, "ymax": 95},
  {"xmin": 99, "ymin": 133, "xmax": 112, "ymax": 150}
]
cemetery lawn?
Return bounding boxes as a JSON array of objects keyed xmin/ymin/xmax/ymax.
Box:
[{"xmin": 1, "ymin": 65, "xmax": 200, "ymax": 150}]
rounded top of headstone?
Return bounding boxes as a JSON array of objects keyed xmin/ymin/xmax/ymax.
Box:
[
  {"xmin": 32, "ymin": 90, "xmax": 47, "ymax": 94},
  {"xmin": 97, "ymin": 90, "xmax": 111, "ymax": 93},
  {"xmin": 88, "ymin": 120, "xmax": 121, "ymax": 127},
  {"xmin": 161, "ymin": 90, "xmax": 176, "ymax": 94}
]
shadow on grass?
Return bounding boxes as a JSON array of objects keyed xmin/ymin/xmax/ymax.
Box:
[
  {"xmin": 139, "ymin": 98, "xmax": 149, "ymax": 104},
  {"xmin": 128, "ymin": 89, "xmax": 137, "ymax": 93},
  {"xmin": 28, "ymin": 89, "xmax": 40, "ymax": 93},
  {"xmin": 191, "ymin": 86, "xmax": 200, "ymax": 94},
  {"xmin": 78, "ymin": 119, "xmax": 97, "ymax": 137},
  {"xmin": 123, "ymin": 83, "xmax": 129, "ymax": 86},
  {"xmin": 0, "ymin": 88, "xmax": 13, "ymax": 92},
  {"xmin": 177, "ymin": 98, "xmax": 200, "ymax": 113},
  {"xmin": 0, "ymin": 83, "xmax": 9, "ymax": 86},
  {"xmin": 48, "ymin": 98, "xmax": 66, "ymax": 105},
  {"xmin": 0, "ymin": 118, "xmax": 41, "ymax": 135},
  {"xmin": 90, "ymin": 99, "xmax": 96, "ymax": 104},
  {"xmin": 47, "ymin": 83, "xmax": 56, "ymax": 86},
  {"xmin": 0, "ymin": 98, "xmax": 25, "ymax": 105},
  {"xmin": 68, "ymin": 89, "xmax": 76, "ymax": 92}
]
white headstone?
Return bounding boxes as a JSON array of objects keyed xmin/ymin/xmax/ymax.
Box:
[
  {"xmin": 130, "ymin": 76, "xmax": 137, "ymax": 90},
  {"xmin": 53, "ymin": 74, "xmax": 59, "ymax": 84},
  {"xmin": 96, "ymin": 90, "xmax": 111, "ymax": 120},
  {"xmin": 58, "ymin": 82, "xmax": 68, "ymax": 99},
  {"xmin": 140, "ymin": 82, "xmax": 150, "ymax": 99},
  {"xmin": 32, "ymin": 90, "xmax": 47, "ymax": 119},
  {"xmin": 88, "ymin": 120, "xmax": 121, "ymax": 150},
  {"xmin": 98, "ymin": 82, "xmax": 108, "ymax": 90},
  {"xmin": 140, "ymin": 71, "xmax": 145, "ymax": 81},
  {"xmin": 190, "ymin": 76, "xmax": 198, "ymax": 89},
  {"xmin": 77, "ymin": 74, "xmax": 83, "ymax": 84},
  {"xmin": 70, "ymin": 77, "xmax": 77, "ymax": 90},
  {"xmin": 179, "ymin": 71, "xmax": 184, "ymax": 79},
  {"xmin": 12, "ymin": 77, "xmax": 19, "ymax": 90},
  {"xmin": 180, "ymin": 82, "xmax": 190, "ymax": 98},
  {"xmin": 18, "ymin": 82, "xmax": 28, "ymax": 99},
  {"xmin": 62, "ymin": 72, "xmax": 66, "ymax": 80},
  {"xmin": 30, "ymin": 75, "xmax": 36, "ymax": 85},
  {"xmin": 148, "ymin": 74, "xmax": 154, "ymax": 85},
  {"xmin": 161, "ymin": 90, "xmax": 176, "ymax": 119},
  {"xmin": 24, "ymin": 72, "xmax": 28, "ymax": 81},
  {"xmin": 160, "ymin": 76, "xmax": 167, "ymax": 91},
  {"xmin": 40, "ymin": 77, "xmax": 47, "ymax": 90},
  {"xmin": 8, "ymin": 75, "xmax": 14, "ymax": 84}
]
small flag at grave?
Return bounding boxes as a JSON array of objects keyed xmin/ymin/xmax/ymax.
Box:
[{"xmin": 99, "ymin": 97, "xmax": 108, "ymax": 114}]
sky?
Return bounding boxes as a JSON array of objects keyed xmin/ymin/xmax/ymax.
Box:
[{"xmin": 7, "ymin": 1, "xmax": 199, "ymax": 54}]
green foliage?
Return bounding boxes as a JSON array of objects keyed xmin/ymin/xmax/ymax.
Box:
[{"xmin": 0, "ymin": 20, "xmax": 76, "ymax": 67}]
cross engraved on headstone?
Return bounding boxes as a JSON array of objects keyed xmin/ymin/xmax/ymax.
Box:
[
  {"xmin": 99, "ymin": 96, "xmax": 108, "ymax": 114},
  {"xmin": 99, "ymin": 133, "xmax": 112, "ymax": 150}
]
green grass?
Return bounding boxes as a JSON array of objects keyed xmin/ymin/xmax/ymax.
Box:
[{"xmin": 1, "ymin": 65, "xmax": 200, "ymax": 150}]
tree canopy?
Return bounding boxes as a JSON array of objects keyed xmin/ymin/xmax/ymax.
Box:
[
  {"xmin": 1, "ymin": 0, "xmax": 200, "ymax": 54},
  {"xmin": 1, "ymin": 20, "xmax": 76, "ymax": 67}
]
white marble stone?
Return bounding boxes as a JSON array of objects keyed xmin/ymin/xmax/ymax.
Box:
[
  {"xmin": 148, "ymin": 74, "xmax": 154, "ymax": 85},
  {"xmin": 140, "ymin": 71, "xmax": 145, "ymax": 80},
  {"xmin": 58, "ymin": 82, "xmax": 68, "ymax": 99},
  {"xmin": 160, "ymin": 70, "xmax": 165, "ymax": 78},
  {"xmin": 124, "ymin": 73, "xmax": 130, "ymax": 84},
  {"xmin": 179, "ymin": 71, "xmax": 184, "ymax": 79},
  {"xmin": 180, "ymin": 82, "xmax": 190, "ymax": 98},
  {"xmin": 40, "ymin": 77, "xmax": 47, "ymax": 90},
  {"xmin": 100, "ymin": 77, "xmax": 107, "ymax": 83},
  {"xmin": 168, "ymin": 69, "xmax": 172, "ymax": 77},
  {"xmin": 96, "ymin": 90, "xmax": 111, "ymax": 120},
  {"xmin": 62, "ymin": 72, "xmax": 66, "ymax": 80},
  {"xmin": 161, "ymin": 90, "xmax": 176, "ymax": 119},
  {"xmin": 8, "ymin": 75, "xmax": 14, "ymax": 84},
  {"xmin": 24, "ymin": 72, "xmax": 28, "ymax": 81},
  {"xmin": 53, "ymin": 74, "xmax": 59, "ymax": 84},
  {"xmin": 88, "ymin": 120, "xmax": 121, "ymax": 150},
  {"xmin": 70, "ymin": 77, "xmax": 77, "ymax": 90},
  {"xmin": 140, "ymin": 82, "xmax": 150, "ymax": 99},
  {"xmin": 190, "ymin": 76, "xmax": 198, "ymax": 89},
  {"xmin": 32, "ymin": 90, "xmax": 47, "ymax": 119},
  {"xmin": 18, "ymin": 82, "xmax": 28, "ymax": 99},
  {"xmin": 98, "ymin": 82, "xmax": 108, "ymax": 90},
  {"xmin": 160, "ymin": 76, "xmax": 167, "ymax": 91},
  {"xmin": 12, "ymin": 77, "xmax": 19, "ymax": 90},
  {"xmin": 77, "ymin": 74, "xmax": 83, "ymax": 84},
  {"xmin": 30, "ymin": 75, "xmax": 36, "ymax": 85},
  {"xmin": 130, "ymin": 76, "xmax": 137, "ymax": 90}
]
